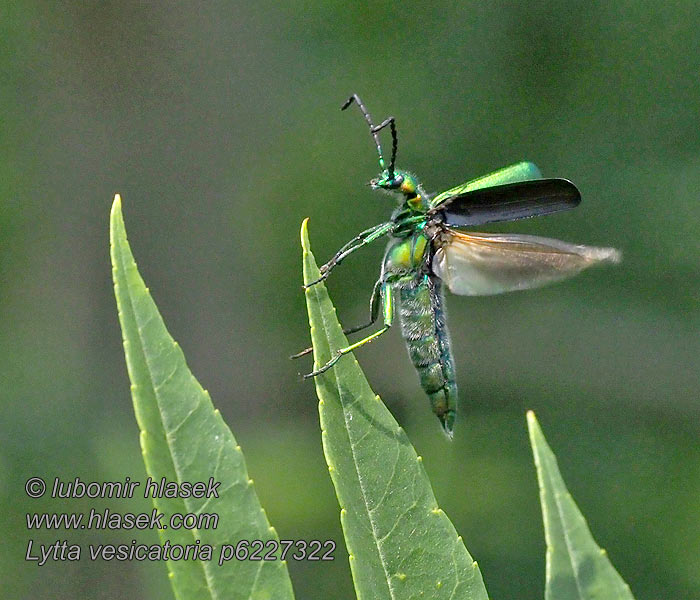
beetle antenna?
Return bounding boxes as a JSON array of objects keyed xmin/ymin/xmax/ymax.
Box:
[
  {"xmin": 341, "ymin": 94, "xmax": 397, "ymax": 179},
  {"xmin": 371, "ymin": 117, "xmax": 397, "ymax": 179}
]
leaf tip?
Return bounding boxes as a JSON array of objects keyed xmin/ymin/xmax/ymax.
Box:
[
  {"xmin": 527, "ymin": 411, "xmax": 547, "ymax": 456},
  {"xmin": 110, "ymin": 194, "xmax": 125, "ymax": 240},
  {"xmin": 300, "ymin": 218, "xmax": 311, "ymax": 251},
  {"xmin": 526, "ymin": 410, "xmax": 541, "ymax": 438}
]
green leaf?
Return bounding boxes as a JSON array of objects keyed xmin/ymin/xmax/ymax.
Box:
[
  {"xmin": 110, "ymin": 195, "xmax": 295, "ymax": 600},
  {"xmin": 527, "ymin": 411, "xmax": 636, "ymax": 600},
  {"xmin": 300, "ymin": 219, "xmax": 489, "ymax": 600}
]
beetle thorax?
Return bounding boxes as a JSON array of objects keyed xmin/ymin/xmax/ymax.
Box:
[{"xmin": 395, "ymin": 172, "xmax": 429, "ymax": 213}]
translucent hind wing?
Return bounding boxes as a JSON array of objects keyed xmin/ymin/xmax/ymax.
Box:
[
  {"xmin": 430, "ymin": 161, "xmax": 542, "ymax": 208},
  {"xmin": 432, "ymin": 230, "xmax": 621, "ymax": 296}
]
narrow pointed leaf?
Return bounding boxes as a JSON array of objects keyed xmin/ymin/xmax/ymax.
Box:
[
  {"xmin": 111, "ymin": 196, "xmax": 295, "ymax": 600},
  {"xmin": 527, "ymin": 411, "xmax": 635, "ymax": 600},
  {"xmin": 300, "ymin": 219, "xmax": 488, "ymax": 600}
]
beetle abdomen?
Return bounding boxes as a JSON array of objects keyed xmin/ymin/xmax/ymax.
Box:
[{"xmin": 398, "ymin": 275, "xmax": 457, "ymax": 436}]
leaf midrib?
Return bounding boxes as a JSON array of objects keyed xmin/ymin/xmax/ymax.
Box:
[
  {"xmin": 309, "ymin": 274, "xmax": 398, "ymax": 600},
  {"xmin": 545, "ymin": 455, "xmax": 585, "ymax": 600},
  {"xmin": 115, "ymin": 233, "xmax": 227, "ymax": 600}
]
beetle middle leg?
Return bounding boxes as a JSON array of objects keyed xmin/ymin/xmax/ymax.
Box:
[
  {"xmin": 303, "ymin": 282, "xmax": 393, "ymax": 378},
  {"xmin": 291, "ymin": 279, "xmax": 382, "ymax": 359}
]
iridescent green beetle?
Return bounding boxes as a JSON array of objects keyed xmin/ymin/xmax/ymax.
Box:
[{"xmin": 295, "ymin": 94, "xmax": 620, "ymax": 437}]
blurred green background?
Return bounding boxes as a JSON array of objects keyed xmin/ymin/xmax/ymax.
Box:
[{"xmin": 3, "ymin": 1, "xmax": 698, "ymax": 598}]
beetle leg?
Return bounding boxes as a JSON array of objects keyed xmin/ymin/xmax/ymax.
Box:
[
  {"xmin": 291, "ymin": 278, "xmax": 382, "ymax": 359},
  {"xmin": 304, "ymin": 282, "xmax": 393, "ymax": 378},
  {"xmin": 304, "ymin": 222, "xmax": 394, "ymax": 288}
]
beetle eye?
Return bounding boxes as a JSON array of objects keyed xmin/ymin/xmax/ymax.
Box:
[
  {"xmin": 390, "ymin": 174, "xmax": 404, "ymax": 188},
  {"xmin": 369, "ymin": 172, "xmax": 404, "ymax": 190}
]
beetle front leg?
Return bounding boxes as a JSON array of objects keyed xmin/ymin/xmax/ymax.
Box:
[{"xmin": 304, "ymin": 222, "xmax": 394, "ymax": 288}]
